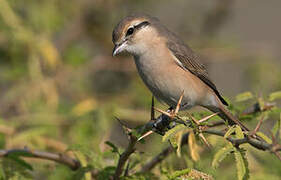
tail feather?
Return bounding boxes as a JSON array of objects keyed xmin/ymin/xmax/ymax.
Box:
[
  {"xmin": 208, "ymin": 104, "xmax": 249, "ymax": 131},
  {"xmin": 218, "ymin": 106, "xmax": 249, "ymax": 131}
]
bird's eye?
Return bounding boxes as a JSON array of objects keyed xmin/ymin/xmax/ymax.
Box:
[{"xmin": 126, "ymin": 27, "xmax": 134, "ymax": 36}]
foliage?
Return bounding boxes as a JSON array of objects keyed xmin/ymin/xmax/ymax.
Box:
[
  {"xmin": 234, "ymin": 149, "xmax": 249, "ymax": 180},
  {"xmin": 212, "ymin": 144, "xmax": 235, "ymax": 169},
  {"xmin": 0, "ymin": 0, "xmax": 280, "ymax": 180}
]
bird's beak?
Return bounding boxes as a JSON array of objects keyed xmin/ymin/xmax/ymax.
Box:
[
  {"xmin": 112, "ymin": 44, "xmax": 119, "ymax": 56},
  {"xmin": 112, "ymin": 41, "xmax": 127, "ymax": 56}
]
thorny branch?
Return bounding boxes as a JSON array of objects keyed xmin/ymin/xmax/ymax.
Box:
[
  {"xmin": 140, "ymin": 120, "xmax": 281, "ymax": 172},
  {"xmin": 140, "ymin": 102, "xmax": 281, "ymax": 172},
  {"xmin": 0, "ymin": 100, "xmax": 280, "ymax": 178}
]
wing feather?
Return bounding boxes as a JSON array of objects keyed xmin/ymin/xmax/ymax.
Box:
[{"xmin": 167, "ymin": 39, "xmax": 228, "ymax": 106}]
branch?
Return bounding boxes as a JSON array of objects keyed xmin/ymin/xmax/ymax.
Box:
[
  {"xmin": 113, "ymin": 133, "xmax": 137, "ymax": 180},
  {"xmin": 140, "ymin": 132, "xmax": 189, "ymax": 173},
  {"xmin": 202, "ymin": 130, "xmax": 268, "ymax": 150},
  {"xmin": 113, "ymin": 121, "xmax": 138, "ymax": 180},
  {"xmin": 139, "ymin": 101, "xmax": 280, "ymax": 173},
  {"xmin": 140, "ymin": 146, "xmax": 173, "ymax": 173},
  {"xmin": 241, "ymin": 101, "xmax": 276, "ymax": 115},
  {"xmin": 202, "ymin": 129, "xmax": 281, "ymax": 161},
  {"xmin": 0, "ymin": 148, "xmax": 80, "ymax": 170}
]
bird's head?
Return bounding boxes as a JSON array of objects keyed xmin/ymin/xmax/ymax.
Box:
[{"xmin": 112, "ymin": 14, "xmax": 161, "ymax": 57}]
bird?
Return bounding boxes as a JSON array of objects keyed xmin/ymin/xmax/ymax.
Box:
[{"xmin": 112, "ymin": 14, "xmax": 249, "ymax": 131}]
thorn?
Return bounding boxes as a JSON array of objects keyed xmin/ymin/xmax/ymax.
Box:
[
  {"xmin": 175, "ymin": 91, "xmax": 184, "ymax": 114},
  {"xmin": 151, "ymin": 96, "xmax": 155, "ymax": 121},
  {"xmin": 198, "ymin": 113, "xmax": 219, "ymax": 123},
  {"xmin": 138, "ymin": 130, "xmax": 154, "ymax": 141},
  {"xmin": 154, "ymin": 107, "xmax": 172, "ymax": 117},
  {"xmin": 250, "ymin": 115, "xmax": 264, "ymax": 137},
  {"xmin": 273, "ymin": 151, "xmax": 281, "ymax": 161},
  {"xmin": 187, "ymin": 113, "xmax": 200, "ymax": 125},
  {"xmin": 270, "ymin": 132, "xmax": 277, "ymax": 145},
  {"xmin": 199, "ymin": 133, "xmax": 212, "ymax": 149},
  {"xmin": 115, "ymin": 117, "xmax": 132, "ymax": 134}
]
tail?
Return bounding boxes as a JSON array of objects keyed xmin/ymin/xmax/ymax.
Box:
[{"xmin": 208, "ymin": 104, "xmax": 249, "ymax": 132}]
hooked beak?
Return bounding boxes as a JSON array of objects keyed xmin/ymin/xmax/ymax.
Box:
[{"xmin": 112, "ymin": 41, "xmax": 127, "ymax": 56}]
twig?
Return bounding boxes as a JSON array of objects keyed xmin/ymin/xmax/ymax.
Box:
[
  {"xmin": 113, "ymin": 133, "xmax": 137, "ymax": 180},
  {"xmin": 202, "ymin": 129, "xmax": 273, "ymax": 151},
  {"xmin": 140, "ymin": 146, "xmax": 174, "ymax": 173},
  {"xmin": 124, "ymin": 159, "xmax": 130, "ymax": 177},
  {"xmin": 140, "ymin": 133, "xmax": 190, "ymax": 173},
  {"xmin": 207, "ymin": 120, "xmax": 225, "ymax": 127},
  {"xmin": 241, "ymin": 102, "xmax": 276, "ymax": 115},
  {"xmin": 270, "ymin": 132, "xmax": 281, "ymax": 161},
  {"xmin": 0, "ymin": 148, "xmax": 80, "ymax": 170},
  {"xmin": 249, "ymin": 115, "xmax": 264, "ymax": 137},
  {"xmin": 113, "ymin": 120, "xmax": 138, "ymax": 180}
]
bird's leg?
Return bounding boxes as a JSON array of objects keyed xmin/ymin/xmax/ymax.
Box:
[
  {"xmin": 138, "ymin": 94, "xmax": 184, "ymax": 141},
  {"xmin": 152, "ymin": 107, "xmax": 173, "ymax": 135},
  {"xmin": 138, "ymin": 107, "xmax": 174, "ymax": 141}
]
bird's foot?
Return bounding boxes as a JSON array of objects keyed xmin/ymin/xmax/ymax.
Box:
[
  {"xmin": 152, "ymin": 92, "xmax": 184, "ymax": 135},
  {"xmin": 138, "ymin": 93, "xmax": 184, "ymax": 141}
]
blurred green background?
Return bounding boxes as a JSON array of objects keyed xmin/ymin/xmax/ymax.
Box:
[{"xmin": 0, "ymin": 0, "xmax": 280, "ymax": 179}]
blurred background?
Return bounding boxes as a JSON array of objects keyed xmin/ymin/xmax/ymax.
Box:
[{"xmin": 0, "ymin": 0, "xmax": 280, "ymax": 179}]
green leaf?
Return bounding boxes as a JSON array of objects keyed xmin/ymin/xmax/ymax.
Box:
[
  {"xmin": 234, "ymin": 149, "xmax": 249, "ymax": 180},
  {"xmin": 72, "ymin": 151, "xmax": 91, "ymax": 180},
  {"xmin": 162, "ymin": 124, "xmax": 187, "ymax": 142},
  {"xmin": 224, "ymin": 126, "xmax": 236, "ymax": 138},
  {"xmin": 258, "ymin": 98, "xmax": 265, "ymax": 110},
  {"xmin": 269, "ymin": 91, "xmax": 281, "ymax": 101},
  {"xmin": 0, "ymin": 166, "xmax": 5, "ymax": 180},
  {"xmin": 7, "ymin": 155, "xmax": 33, "ymax": 171},
  {"xmin": 212, "ymin": 145, "xmax": 235, "ymax": 168},
  {"xmin": 169, "ymin": 135, "xmax": 178, "ymax": 149},
  {"xmin": 176, "ymin": 131, "xmax": 183, "ymax": 157},
  {"xmin": 96, "ymin": 166, "xmax": 116, "ymax": 180},
  {"xmin": 235, "ymin": 126, "xmax": 244, "ymax": 139},
  {"xmin": 105, "ymin": 141, "xmax": 120, "ymax": 155},
  {"xmin": 272, "ymin": 113, "xmax": 281, "ymax": 139},
  {"xmin": 188, "ymin": 132, "xmax": 200, "ymax": 161},
  {"xmin": 0, "ymin": 158, "xmax": 33, "ymax": 179},
  {"xmin": 72, "ymin": 165, "xmax": 93, "ymax": 180},
  {"xmin": 256, "ymin": 132, "xmax": 272, "ymax": 144},
  {"xmin": 168, "ymin": 168, "xmax": 191, "ymax": 179},
  {"xmin": 235, "ymin": 92, "xmax": 253, "ymax": 102}
]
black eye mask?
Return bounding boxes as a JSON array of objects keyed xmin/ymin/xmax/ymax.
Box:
[
  {"xmin": 134, "ymin": 21, "xmax": 150, "ymax": 30},
  {"xmin": 126, "ymin": 21, "xmax": 150, "ymax": 37}
]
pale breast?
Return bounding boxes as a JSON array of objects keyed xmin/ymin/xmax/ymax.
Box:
[{"xmin": 133, "ymin": 53, "xmax": 210, "ymax": 110}]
